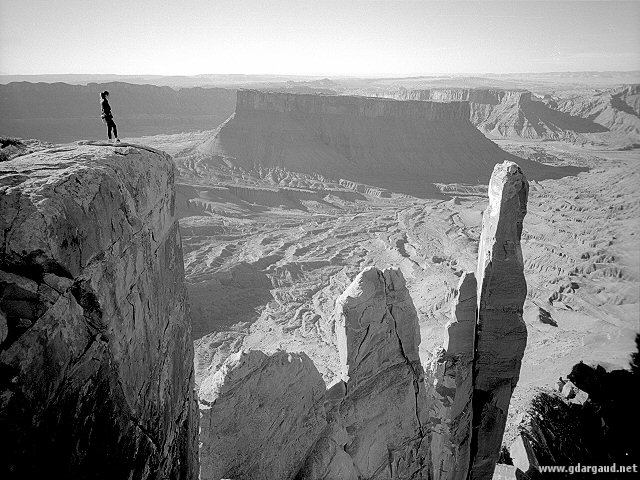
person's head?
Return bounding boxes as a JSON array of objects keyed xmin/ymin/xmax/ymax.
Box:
[{"xmin": 100, "ymin": 91, "xmax": 109, "ymax": 100}]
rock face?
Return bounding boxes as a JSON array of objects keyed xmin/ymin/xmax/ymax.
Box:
[
  {"xmin": 0, "ymin": 143, "xmax": 198, "ymax": 478},
  {"xmin": 199, "ymin": 350, "xmax": 327, "ymax": 480},
  {"xmin": 392, "ymin": 88, "xmax": 609, "ymax": 143},
  {"xmin": 470, "ymin": 160, "xmax": 529, "ymax": 480},
  {"xmin": 429, "ymin": 272, "xmax": 477, "ymax": 480},
  {"xmin": 544, "ymin": 84, "xmax": 640, "ymax": 146},
  {"xmin": 300, "ymin": 267, "xmax": 429, "ymax": 479}
]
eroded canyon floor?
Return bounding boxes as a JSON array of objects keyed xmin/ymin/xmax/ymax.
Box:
[{"xmin": 130, "ymin": 130, "xmax": 639, "ymax": 446}]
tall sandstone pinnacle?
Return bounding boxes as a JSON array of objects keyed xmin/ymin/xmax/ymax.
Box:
[
  {"xmin": 0, "ymin": 143, "xmax": 198, "ymax": 478},
  {"xmin": 428, "ymin": 160, "xmax": 528, "ymax": 480},
  {"xmin": 300, "ymin": 267, "xmax": 430, "ymax": 480},
  {"xmin": 470, "ymin": 160, "xmax": 529, "ymax": 479}
]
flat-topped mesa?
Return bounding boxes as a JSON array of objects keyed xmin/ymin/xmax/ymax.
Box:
[
  {"xmin": 197, "ymin": 89, "xmax": 536, "ymax": 193},
  {"xmin": 470, "ymin": 160, "xmax": 529, "ymax": 480},
  {"xmin": 429, "ymin": 272, "xmax": 477, "ymax": 480},
  {"xmin": 199, "ymin": 350, "xmax": 327, "ymax": 480},
  {"xmin": 300, "ymin": 267, "xmax": 429, "ymax": 480},
  {"xmin": 236, "ymin": 89, "xmax": 471, "ymax": 122},
  {"xmin": 0, "ymin": 143, "xmax": 197, "ymax": 479}
]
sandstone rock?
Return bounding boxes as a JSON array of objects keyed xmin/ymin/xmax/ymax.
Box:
[
  {"xmin": 0, "ymin": 143, "xmax": 197, "ymax": 478},
  {"xmin": 491, "ymin": 464, "xmax": 519, "ymax": 480},
  {"xmin": 199, "ymin": 349, "xmax": 327, "ymax": 480},
  {"xmin": 470, "ymin": 160, "xmax": 529, "ymax": 480},
  {"xmin": 509, "ymin": 434, "xmax": 539, "ymax": 474},
  {"xmin": 300, "ymin": 267, "xmax": 429, "ymax": 479},
  {"xmin": 570, "ymin": 388, "xmax": 589, "ymax": 405},
  {"xmin": 429, "ymin": 272, "xmax": 477, "ymax": 480},
  {"xmin": 561, "ymin": 380, "xmax": 578, "ymax": 399}
]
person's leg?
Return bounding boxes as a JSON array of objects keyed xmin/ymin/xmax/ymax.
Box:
[
  {"xmin": 107, "ymin": 119, "xmax": 113, "ymax": 140},
  {"xmin": 113, "ymin": 121, "xmax": 118, "ymax": 140}
]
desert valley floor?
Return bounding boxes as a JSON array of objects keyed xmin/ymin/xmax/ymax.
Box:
[{"xmin": 127, "ymin": 129, "xmax": 639, "ymax": 445}]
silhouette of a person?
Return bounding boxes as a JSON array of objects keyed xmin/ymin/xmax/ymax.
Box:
[{"xmin": 100, "ymin": 91, "xmax": 120, "ymax": 143}]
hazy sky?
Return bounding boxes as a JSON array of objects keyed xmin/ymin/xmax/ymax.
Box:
[{"xmin": 1, "ymin": 0, "xmax": 638, "ymax": 76}]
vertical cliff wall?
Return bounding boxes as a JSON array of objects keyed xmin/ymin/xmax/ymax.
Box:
[{"xmin": 0, "ymin": 143, "xmax": 198, "ymax": 478}]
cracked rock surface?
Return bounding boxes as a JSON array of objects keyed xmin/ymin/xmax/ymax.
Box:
[
  {"xmin": 0, "ymin": 143, "xmax": 198, "ymax": 478},
  {"xmin": 469, "ymin": 160, "xmax": 529, "ymax": 480},
  {"xmin": 199, "ymin": 349, "xmax": 327, "ymax": 480},
  {"xmin": 300, "ymin": 266, "xmax": 430, "ymax": 480}
]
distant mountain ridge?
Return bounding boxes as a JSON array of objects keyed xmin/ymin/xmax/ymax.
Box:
[
  {"xmin": 385, "ymin": 86, "xmax": 639, "ymax": 149},
  {"xmin": 0, "ymin": 82, "xmax": 237, "ymax": 142}
]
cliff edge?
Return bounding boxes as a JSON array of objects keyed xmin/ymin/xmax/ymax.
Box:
[{"xmin": 0, "ymin": 142, "xmax": 198, "ymax": 478}]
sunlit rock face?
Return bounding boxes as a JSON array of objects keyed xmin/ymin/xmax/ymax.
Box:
[
  {"xmin": 470, "ymin": 160, "xmax": 529, "ymax": 480},
  {"xmin": 299, "ymin": 267, "xmax": 430, "ymax": 480},
  {"xmin": 0, "ymin": 143, "xmax": 198, "ymax": 479},
  {"xmin": 198, "ymin": 349, "xmax": 327, "ymax": 480}
]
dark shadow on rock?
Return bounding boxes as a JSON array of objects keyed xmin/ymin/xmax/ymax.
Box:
[
  {"xmin": 527, "ymin": 101, "xmax": 609, "ymax": 134},
  {"xmin": 514, "ymin": 335, "xmax": 640, "ymax": 479}
]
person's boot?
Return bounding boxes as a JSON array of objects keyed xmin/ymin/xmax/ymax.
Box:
[{"xmin": 115, "ymin": 138, "xmax": 121, "ymax": 143}]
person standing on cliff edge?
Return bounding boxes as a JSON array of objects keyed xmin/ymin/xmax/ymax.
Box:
[{"xmin": 100, "ymin": 91, "xmax": 120, "ymax": 143}]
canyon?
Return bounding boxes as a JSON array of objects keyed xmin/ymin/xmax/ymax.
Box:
[
  {"xmin": 0, "ymin": 84, "xmax": 638, "ymax": 479},
  {"xmin": 384, "ymin": 87, "xmax": 639, "ymax": 149}
]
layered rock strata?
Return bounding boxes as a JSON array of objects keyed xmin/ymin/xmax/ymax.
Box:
[
  {"xmin": 0, "ymin": 143, "xmax": 197, "ymax": 478},
  {"xmin": 299, "ymin": 267, "xmax": 429, "ymax": 479},
  {"xmin": 469, "ymin": 161, "xmax": 529, "ymax": 479},
  {"xmin": 392, "ymin": 88, "xmax": 608, "ymax": 142},
  {"xmin": 429, "ymin": 272, "xmax": 477, "ymax": 480}
]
